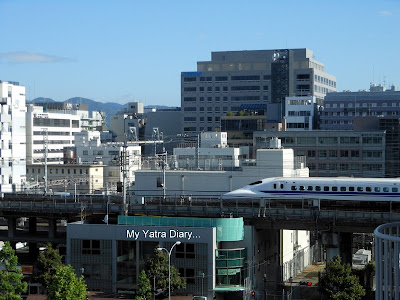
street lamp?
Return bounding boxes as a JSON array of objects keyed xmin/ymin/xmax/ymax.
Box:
[{"xmin": 157, "ymin": 241, "xmax": 181, "ymax": 300}]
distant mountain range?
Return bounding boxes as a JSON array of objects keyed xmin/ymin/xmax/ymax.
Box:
[{"xmin": 29, "ymin": 97, "xmax": 178, "ymax": 120}]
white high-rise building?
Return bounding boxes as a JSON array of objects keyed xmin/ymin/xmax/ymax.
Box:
[
  {"xmin": 0, "ymin": 81, "xmax": 26, "ymax": 194},
  {"xmin": 26, "ymin": 104, "xmax": 81, "ymax": 164}
]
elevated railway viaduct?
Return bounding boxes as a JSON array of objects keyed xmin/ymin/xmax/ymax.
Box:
[{"xmin": 1, "ymin": 193, "xmax": 400, "ymax": 263}]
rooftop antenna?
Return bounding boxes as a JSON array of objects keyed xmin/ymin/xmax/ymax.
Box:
[{"xmin": 372, "ymin": 65, "xmax": 375, "ymax": 84}]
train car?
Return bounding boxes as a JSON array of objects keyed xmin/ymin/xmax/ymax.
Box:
[{"xmin": 222, "ymin": 177, "xmax": 400, "ymax": 202}]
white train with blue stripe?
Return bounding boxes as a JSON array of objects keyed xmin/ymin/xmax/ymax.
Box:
[{"xmin": 222, "ymin": 177, "xmax": 400, "ymax": 201}]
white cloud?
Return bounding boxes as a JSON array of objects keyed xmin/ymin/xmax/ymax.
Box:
[
  {"xmin": 0, "ymin": 51, "xmax": 73, "ymax": 63},
  {"xmin": 379, "ymin": 10, "xmax": 393, "ymax": 16}
]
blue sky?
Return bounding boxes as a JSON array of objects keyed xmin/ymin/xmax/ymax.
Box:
[{"xmin": 0, "ymin": 0, "xmax": 399, "ymax": 106}]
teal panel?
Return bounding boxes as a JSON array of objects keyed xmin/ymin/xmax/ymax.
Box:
[{"xmin": 118, "ymin": 216, "xmax": 243, "ymax": 242}]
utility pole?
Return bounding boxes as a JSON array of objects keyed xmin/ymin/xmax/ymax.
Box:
[
  {"xmin": 121, "ymin": 142, "xmax": 129, "ymax": 215},
  {"xmin": 42, "ymin": 128, "xmax": 48, "ymax": 196},
  {"xmin": 162, "ymin": 151, "xmax": 166, "ymax": 200},
  {"xmin": 196, "ymin": 134, "xmax": 200, "ymax": 170}
]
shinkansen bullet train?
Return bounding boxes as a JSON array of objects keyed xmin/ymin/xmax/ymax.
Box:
[{"xmin": 222, "ymin": 177, "xmax": 400, "ymax": 201}]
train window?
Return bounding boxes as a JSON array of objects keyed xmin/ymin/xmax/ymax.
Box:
[
  {"xmin": 357, "ymin": 187, "xmax": 363, "ymax": 192},
  {"xmin": 249, "ymin": 181, "xmax": 262, "ymax": 185},
  {"xmin": 332, "ymin": 187, "xmax": 338, "ymax": 191},
  {"xmin": 324, "ymin": 186, "xmax": 329, "ymax": 191},
  {"xmin": 366, "ymin": 187, "xmax": 372, "ymax": 192},
  {"xmin": 273, "ymin": 184, "xmax": 277, "ymax": 189},
  {"xmin": 316, "ymin": 186, "xmax": 321, "ymax": 191},
  {"xmin": 340, "ymin": 187, "xmax": 346, "ymax": 191},
  {"xmin": 291, "ymin": 186, "xmax": 297, "ymax": 191},
  {"xmin": 307, "ymin": 186, "xmax": 313, "ymax": 191},
  {"xmin": 383, "ymin": 187, "xmax": 389, "ymax": 192},
  {"xmin": 349, "ymin": 187, "xmax": 355, "ymax": 191},
  {"xmin": 300, "ymin": 186, "xmax": 305, "ymax": 191},
  {"xmin": 280, "ymin": 184, "xmax": 284, "ymax": 189},
  {"xmin": 375, "ymin": 187, "xmax": 380, "ymax": 192},
  {"xmin": 393, "ymin": 187, "xmax": 398, "ymax": 192}
]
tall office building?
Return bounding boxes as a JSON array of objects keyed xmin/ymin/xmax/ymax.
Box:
[
  {"xmin": 0, "ymin": 81, "xmax": 26, "ymax": 194},
  {"xmin": 181, "ymin": 48, "xmax": 336, "ymax": 134}
]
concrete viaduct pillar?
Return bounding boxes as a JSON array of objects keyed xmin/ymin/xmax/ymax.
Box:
[
  {"xmin": 322, "ymin": 232, "xmax": 353, "ymax": 265},
  {"xmin": 29, "ymin": 217, "xmax": 39, "ymax": 258},
  {"xmin": 7, "ymin": 217, "xmax": 16, "ymax": 238},
  {"xmin": 48, "ymin": 217, "xmax": 57, "ymax": 240}
]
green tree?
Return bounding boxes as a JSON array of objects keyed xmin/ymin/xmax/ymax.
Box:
[
  {"xmin": 145, "ymin": 246, "xmax": 186, "ymax": 294},
  {"xmin": 0, "ymin": 241, "xmax": 28, "ymax": 300},
  {"xmin": 34, "ymin": 243, "xmax": 63, "ymax": 290},
  {"xmin": 319, "ymin": 256, "xmax": 365, "ymax": 300},
  {"xmin": 46, "ymin": 265, "xmax": 88, "ymax": 300},
  {"xmin": 226, "ymin": 111, "xmax": 234, "ymax": 116},
  {"xmin": 135, "ymin": 270, "xmax": 152, "ymax": 300}
]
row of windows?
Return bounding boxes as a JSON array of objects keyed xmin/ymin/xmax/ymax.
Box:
[
  {"xmin": 290, "ymin": 184, "xmax": 392, "ymax": 192},
  {"xmin": 33, "ymin": 149, "xmax": 64, "ymax": 153},
  {"xmin": 33, "ymin": 131, "xmax": 71, "ymax": 136},
  {"xmin": 287, "ymin": 123, "xmax": 309, "ymax": 129},
  {"xmin": 257, "ymin": 136, "xmax": 383, "ymax": 146},
  {"xmin": 315, "ymin": 85, "xmax": 335, "ymax": 94},
  {"xmin": 297, "ymin": 84, "xmax": 310, "ymax": 91},
  {"xmin": 323, "ymin": 111, "xmax": 397, "ymax": 117},
  {"xmin": 184, "ymin": 95, "xmax": 268, "ymax": 102},
  {"xmin": 184, "ymin": 126, "xmax": 214, "ymax": 132},
  {"xmin": 287, "ymin": 111, "xmax": 311, "ymax": 116},
  {"xmin": 33, "ymin": 140, "xmax": 72, "ymax": 145},
  {"xmin": 183, "ymin": 75, "xmax": 271, "ymax": 82},
  {"xmin": 325, "ymin": 102, "xmax": 400, "ymax": 108},
  {"xmin": 33, "ymin": 118, "xmax": 80, "ymax": 128},
  {"xmin": 184, "ymin": 106, "xmax": 237, "ymax": 113},
  {"xmin": 304, "ymin": 150, "xmax": 382, "ymax": 158},
  {"xmin": 27, "ymin": 168, "xmax": 92, "ymax": 175},
  {"xmin": 184, "ymin": 116, "xmax": 221, "ymax": 122},
  {"xmin": 314, "ymin": 75, "xmax": 336, "ymax": 87},
  {"xmin": 287, "ymin": 136, "xmax": 383, "ymax": 145},
  {"xmin": 308, "ymin": 163, "xmax": 382, "ymax": 171},
  {"xmin": 184, "ymin": 85, "xmax": 269, "ymax": 92}
]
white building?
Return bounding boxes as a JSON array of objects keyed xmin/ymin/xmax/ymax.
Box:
[
  {"xmin": 135, "ymin": 141, "xmax": 309, "ymax": 198},
  {"xmin": 172, "ymin": 132, "xmax": 241, "ymax": 170},
  {"xmin": 284, "ymin": 96, "xmax": 318, "ymax": 130},
  {"xmin": 32, "ymin": 102, "xmax": 106, "ymax": 131},
  {"xmin": 26, "ymin": 104, "xmax": 81, "ymax": 164},
  {"xmin": 281, "ymin": 230, "xmax": 312, "ymax": 281},
  {"xmin": 0, "ymin": 81, "xmax": 26, "ymax": 194},
  {"xmin": 74, "ymin": 131, "xmax": 141, "ymax": 190}
]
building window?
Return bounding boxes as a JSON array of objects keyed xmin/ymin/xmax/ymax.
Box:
[
  {"xmin": 82, "ymin": 240, "xmax": 100, "ymax": 255},
  {"xmin": 178, "ymin": 268, "xmax": 195, "ymax": 284},
  {"xmin": 176, "ymin": 243, "xmax": 195, "ymax": 259}
]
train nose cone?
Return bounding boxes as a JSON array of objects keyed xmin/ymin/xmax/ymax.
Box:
[{"xmin": 222, "ymin": 189, "xmax": 256, "ymax": 199}]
